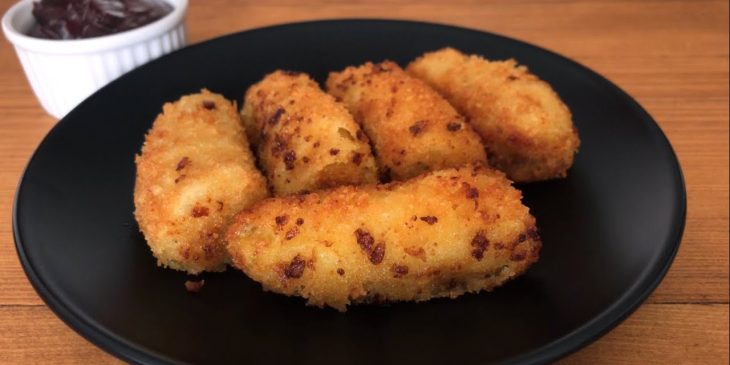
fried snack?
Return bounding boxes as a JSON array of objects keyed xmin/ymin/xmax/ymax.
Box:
[
  {"xmin": 326, "ymin": 61, "xmax": 487, "ymax": 181},
  {"xmin": 407, "ymin": 48, "xmax": 580, "ymax": 182},
  {"xmin": 134, "ymin": 90, "xmax": 269, "ymax": 274},
  {"xmin": 226, "ymin": 164, "xmax": 541, "ymax": 311},
  {"xmin": 241, "ymin": 71, "xmax": 378, "ymax": 195}
]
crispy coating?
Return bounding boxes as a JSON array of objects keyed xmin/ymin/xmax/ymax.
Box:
[
  {"xmin": 407, "ymin": 48, "xmax": 580, "ymax": 182},
  {"xmin": 226, "ymin": 164, "xmax": 541, "ymax": 311},
  {"xmin": 241, "ymin": 71, "xmax": 378, "ymax": 195},
  {"xmin": 134, "ymin": 90, "xmax": 269, "ymax": 274},
  {"xmin": 327, "ymin": 61, "xmax": 487, "ymax": 181}
]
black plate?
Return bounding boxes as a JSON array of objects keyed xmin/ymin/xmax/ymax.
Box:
[{"xmin": 13, "ymin": 20, "xmax": 685, "ymax": 364}]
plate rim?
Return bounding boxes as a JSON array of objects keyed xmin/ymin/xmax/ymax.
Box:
[{"xmin": 12, "ymin": 18, "xmax": 687, "ymax": 365}]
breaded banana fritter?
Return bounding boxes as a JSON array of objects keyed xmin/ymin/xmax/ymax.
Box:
[
  {"xmin": 226, "ymin": 164, "xmax": 541, "ymax": 311},
  {"xmin": 327, "ymin": 61, "xmax": 487, "ymax": 181},
  {"xmin": 407, "ymin": 48, "xmax": 580, "ymax": 182},
  {"xmin": 241, "ymin": 71, "xmax": 378, "ymax": 195},
  {"xmin": 134, "ymin": 90, "xmax": 269, "ymax": 274}
]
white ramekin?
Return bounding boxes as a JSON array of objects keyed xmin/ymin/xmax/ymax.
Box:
[{"xmin": 2, "ymin": 0, "xmax": 188, "ymax": 119}]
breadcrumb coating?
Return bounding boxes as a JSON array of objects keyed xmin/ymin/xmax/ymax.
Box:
[
  {"xmin": 407, "ymin": 48, "xmax": 580, "ymax": 182},
  {"xmin": 134, "ymin": 90, "xmax": 269, "ymax": 274},
  {"xmin": 241, "ymin": 71, "xmax": 378, "ymax": 195},
  {"xmin": 226, "ymin": 164, "xmax": 540, "ymax": 311},
  {"xmin": 327, "ymin": 61, "xmax": 487, "ymax": 181}
]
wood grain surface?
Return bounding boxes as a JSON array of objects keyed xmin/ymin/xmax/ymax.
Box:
[{"xmin": 0, "ymin": 0, "xmax": 727, "ymax": 363}]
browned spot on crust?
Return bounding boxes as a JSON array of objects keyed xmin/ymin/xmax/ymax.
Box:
[
  {"xmin": 405, "ymin": 246, "xmax": 426, "ymax": 261},
  {"xmin": 356, "ymin": 129, "xmax": 366, "ymax": 141},
  {"xmin": 216, "ymin": 201, "xmax": 224, "ymax": 211},
  {"xmin": 269, "ymin": 107, "xmax": 285, "ymax": 126},
  {"xmin": 313, "ymin": 141, "xmax": 320, "ymax": 148},
  {"xmin": 329, "ymin": 148, "xmax": 340, "ymax": 156},
  {"xmin": 420, "ymin": 216, "xmax": 438, "ymax": 225},
  {"xmin": 176, "ymin": 156, "xmax": 189, "ymax": 171},
  {"xmin": 370, "ymin": 243, "xmax": 385, "ymax": 264},
  {"xmin": 185, "ymin": 279, "xmax": 205, "ymax": 292},
  {"xmin": 507, "ymin": 75, "xmax": 518, "ymax": 81},
  {"xmin": 372, "ymin": 63, "xmax": 390, "ymax": 73},
  {"xmin": 447, "ymin": 122, "xmax": 462, "ymax": 132},
  {"xmin": 205, "ymin": 230, "xmax": 219, "ymax": 240},
  {"xmin": 285, "ymin": 227, "xmax": 299, "ymax": 240},
  {"xmin": 354, "ymin": 229, "xmax": 385, "ymax": 264},
  {"xmin": 302, "ymin": 156, "xmax": 310, "ymax": 163},
  {"xmin": 392, "ymin": 264, "xmax": 409, "ymax": 278},
  {"xmin": 517, "ymin": 233, "xmax": 527, "ymax": 243},
  {"xmin": 527, "ymin": 227, "xmax": 540, "ymax": 241},
  {"xmin": 191, "ymin": 205, "xmax": 209, "ymax": 218},
  {"xmin": 284, "ymin": 150, "xmax": 296, "ymax": 170},
  {"xmin": 275, "ymin": 215, "xmax": 288, "ymax": 227},
  {"xmin": 463, "ymin": 182, "xmax": 479, "ymax": 199},
  {"xmin": 352, "ymin": 152, "xmax": 363, "ymax": 166},
  {"xmin": 296, "ymin": 218, "xmax": 304, "ymax": 225},
  {"xmin": 409, "ymin": 120, "xmax": 427, "ymax": 136},
  {"xmin": 174, "ymin": 174, "xmax": 186, "ymax": 183},
  {"xmin": 471, "ymin": 233, "xmax": 489, "ymax": 260},
  {"xmin": 511, "ymin": 251, "xmax": 527, "ymax": 261},
  {"xmin": 202, "ymin": 100, "xmax": 216, "ymax": 110},
  {"xmin": 284, "ymin": 255, "xmax": 306, "ymax": 278},
  {"xmin": 337, "ymin": 268, "xmax": 345, "ymax": 276},
  {"xmin": 355, "ymin": 228, "xmax": 374, "ymax": 251},
  {"xmin": 271, "ymin": 134, "xmax": 288, "ymax": 157}
]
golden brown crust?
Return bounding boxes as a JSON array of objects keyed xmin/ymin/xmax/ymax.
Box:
[
  {"xmin": 241, "ymin": 71, "xmax": 378, "ymax": 195},
  {"xmin": 226, "ymin": 164, "xmax": 541, "ymax": 311},
  {"xmin": 326, "ymin": 61, "xmax": 488, "ymax": 181},
  {"xmin": 134, "ymin": 90, "xmax": 269, "ymax": 274},
  {"xmin": 407, "ymin": 48, "xmax": 580, "ymax": 182}
]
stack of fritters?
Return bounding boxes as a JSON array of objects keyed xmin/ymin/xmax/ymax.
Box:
[{"xmin": 134, "ymin": 48, "xmax": 579, "ymax": 310}]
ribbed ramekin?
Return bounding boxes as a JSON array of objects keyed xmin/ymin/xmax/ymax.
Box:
[{"xmin": 2, "ymin": 0, "xmax": 188, "ymax": 119}]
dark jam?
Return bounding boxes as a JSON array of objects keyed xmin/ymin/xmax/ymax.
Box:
[{"xmin": 28, "ymin": 0, "xmax": 173, "ymax": 40}]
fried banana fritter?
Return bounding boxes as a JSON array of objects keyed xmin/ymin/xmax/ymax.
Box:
[
  {"xmin": 241, "ymin": 71, "xmax": 378, "ymax": 195},
  {"xmin": 226, "ymin": 164, "xmax": 541, "ymax": 311},
  {"xmin": 407, "ymin": 48, "xmax": 580, "ymax": 182},
  {"xmin": 134, "ymin": 90, "xmax": 269, "ymax": 274},
  {"xmin": 326, "ymin": 61, "xmax": 487, "ymax": 181}
]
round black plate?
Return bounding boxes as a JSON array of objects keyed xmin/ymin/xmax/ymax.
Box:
[{"xmin": 13, "ymin": 20, "xmax": 685, "ymax": 365}]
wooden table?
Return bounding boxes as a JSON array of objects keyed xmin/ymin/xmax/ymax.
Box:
[{"xmin": 0, "ymin": 0, "xmax": 727, "ymax": 363}]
